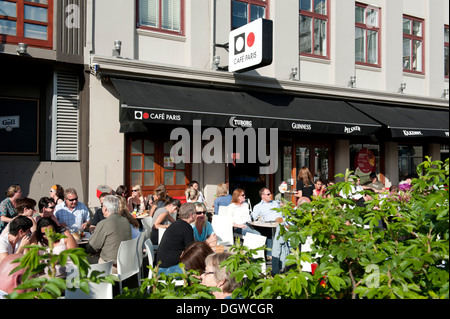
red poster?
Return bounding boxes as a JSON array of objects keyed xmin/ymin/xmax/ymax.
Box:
[{"xmin": 355, "ymin": 148, "xmax": 376, "ymax": 173}]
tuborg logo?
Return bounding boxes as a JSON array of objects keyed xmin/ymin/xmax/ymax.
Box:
[{"xmin": 229, "ymin": 117, "xmax": 253, "ymax": 128}]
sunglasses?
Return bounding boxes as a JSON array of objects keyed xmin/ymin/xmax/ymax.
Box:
[
  {"xmin": 47, "ymin": 206, "xmax": 56, "ymax": 209},
  {"xmin": 263, "ymin": 193, "xmax": 271, "ymax": 196},
  {"xmin": 132, "ymin": 189, "xmax": 138, "ymax": 192},
  {"xmin": 66, "ymin": 198, "xmax": 78, "ymax": 202},
  {"xmin": 196, "ymin": 211, "xmax": 206, "ymax": 215}
]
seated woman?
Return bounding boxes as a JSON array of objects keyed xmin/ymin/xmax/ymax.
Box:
[
  {"xmin": 35, "ymin": 217, "xmax": 77, "ymax": 278},
  {"xmin": 201, "ymin": 252, "xmax": 241, "ymax": 299},
  {"xmin": 151, "ymin": 198, "xmax": 181, "ymax": 245},
  {"xmin": 227, "ymin": 189, "xmax": 260, "ymax": 236},
  {"xmin": 179, "ymin": 241, "xmax": 213, "ymax": 277},
  {"xmin": 117, "ymin": 195, "xmax": 141, "ymax": 239},
  {"xmin": 192, "ymin": 203, "xmax": 217, "ymax": 247}
]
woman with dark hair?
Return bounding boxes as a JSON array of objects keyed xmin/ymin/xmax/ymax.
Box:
[
  {"xmin": 180, "ymin": 241, "xmax": 213, "ymax": 276},
  {"xmin": 115, "ymin": 185, "xmax": 128, "ymax": 198},
  {"xmin": 49, "ymin": 184, "xmax": 65, "ymax": 205},
  {"xmin": 151, "ymin": 198, "xmax": 181, "ymax": 245},
  {"xmin": 36, "ymin": 217, "xmax": 77, "ymax": 252}
]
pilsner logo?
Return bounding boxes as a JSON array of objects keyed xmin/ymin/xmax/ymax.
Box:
[
  {"xmin": 344, "ymin": 126, "xmax": 361, "ymax": 134},
  {"xmin": 403, "ymin": 130, "xmax": 423, "ymax": 136},
  {"xmin": 229, "ymin": 117, "xmax": 253, "ymax": 128}
]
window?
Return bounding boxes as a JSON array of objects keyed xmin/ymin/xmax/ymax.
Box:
[
  {"xmin": 355, "ymin": 3, "xmax": 380, "ymax": 67},
  {"xmin": 445, "ymin": 25, "xmax": 449, "ymax": 78},
  {"xmin": 299, "ymin": 0, "xmax": 329, "ymax": 58},
  {"xmin": 0, "ymin": 0, "xmax": 53, "ymax": 49},
  {"xmin": 398, "ymin": 145, "xmax": 423, "ymax": 181},
  {"xmin": 403, "ymin": 15, "xmax": 424, "ymax": 73},
  {"xmin": 138, "ymin": 0, "xmax": 184, "ymax": 35},
  {"xmin": 232, "ymin": 0, "xmax": 267, "ymax": 30}
]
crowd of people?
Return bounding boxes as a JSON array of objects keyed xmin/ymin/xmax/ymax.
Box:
[{"xmin": 0, "ymin": 168, "xmax": 411, "ymax": 298}]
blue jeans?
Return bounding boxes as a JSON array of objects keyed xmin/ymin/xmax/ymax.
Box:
[
  {"xmin": 158, "ymin": 264, "xmax": 183, "ymax": 276},
  {"xmin": 233, "ymin": 224, "xmax": 261, "ymax": 236}
]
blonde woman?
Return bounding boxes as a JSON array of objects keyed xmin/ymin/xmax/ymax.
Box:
[
  {"xmin": 127, "ymin": 185, "xmax": 146, "ymax": 213},
  {"xmin": 213, "ymin": 183, "xmax": 232, "ymax": 215},
  {"xmin": 193, "ymin": 203, "xmax": 216, "ymax": 247},
  {"xmin": 117, "ymin": 195, "xmax": 141, "ymax": 239},
  {"xmin": 185, "ymin": 187, "xmax": 199, "ymax": 203}
]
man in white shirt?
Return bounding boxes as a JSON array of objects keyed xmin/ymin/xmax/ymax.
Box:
[
  {"xmin": 0, "ymin": 216, "xmax": 33, "ymax": 263},
  {"xmin": 55, "ymin": 188, "xmax": 91, "ymax": 231}
]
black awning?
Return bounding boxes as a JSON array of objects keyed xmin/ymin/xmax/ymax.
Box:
[
  {"xmin": 111, "ymin": 78, "xmax": 381, "ymax": 136},
  {"xmin": 350, "ymin": 102, "xmax": 449, "ymax": 139}
]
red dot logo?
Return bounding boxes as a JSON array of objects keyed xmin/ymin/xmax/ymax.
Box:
[
  {"xmin": 247, "ymin": 32, "xmax": 255, "ymax": 48},
  {"xmin": 143, "ymin": 113, "xmax": 149, "ymax": 119}
]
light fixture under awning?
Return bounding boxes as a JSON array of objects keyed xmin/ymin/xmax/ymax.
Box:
[
  {"xmin": 111, "ymin": 78, "xmax": 382, "ymax": 136},
  {"xmin": 350, "ymin": 102, "xmax": 449, "ymax": 139}
]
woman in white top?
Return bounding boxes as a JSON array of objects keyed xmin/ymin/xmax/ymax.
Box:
[{"xmin": 227, "ymin": 189, "xmax": 260, "ymax": 236}]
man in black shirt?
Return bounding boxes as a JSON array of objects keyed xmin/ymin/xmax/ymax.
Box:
[{"xmin": 156, "ymin": 202, "xmax": 196, "ymax": 275}]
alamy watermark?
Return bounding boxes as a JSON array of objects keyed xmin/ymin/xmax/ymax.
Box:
[
  {"xmin": 65, "ymin": 4, "xmax": 80, "ymax": 29},
  {"xmin": 169, "ymin": 120, "xmax": 279, "ymax": 175}
]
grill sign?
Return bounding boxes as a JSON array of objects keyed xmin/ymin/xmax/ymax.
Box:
[
  {"xmin": 0, "ymin": 116, "xmax": 20, "ymax": 132},
  {"xmin": 229, "ymin": 19, "xmax": 273, "ymax": 73}
]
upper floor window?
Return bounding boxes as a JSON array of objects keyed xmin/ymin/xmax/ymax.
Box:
[
  {"xmin": 232, "ymin": 0, "xmax": 267, "ymax": 30},
  {"xmin": 138, "ymin": 0, "xmax": 184, "ymax": 35},
  {"xmin": 299, "ymin": 0, "xmax": 329, "ymax": 58},
  {"xmin": 403, "ymin": 15, "xmax": 424, "ymax": 74},
  {"xmin": 355, "ymin": 3, "xmax": 380, "ymax": 67},
  {"xmin": 0, "ymin": 0, "xmax": 53, "ymax": 49},
  {"xmin": 445, "ymin": 25, "xmax": 449, "ymax": 78}
]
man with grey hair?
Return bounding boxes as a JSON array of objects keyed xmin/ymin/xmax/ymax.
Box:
[
  {"xmin": 156, "ymin": 202, "xmax": 197, "ymax": 275},
  {"xmin": 86, "ymin": 195, "xmax": 131, "ymax": 270},
  {"xmin": 54, "ymin": 188, "xmax": 90, "ymax": 231}
]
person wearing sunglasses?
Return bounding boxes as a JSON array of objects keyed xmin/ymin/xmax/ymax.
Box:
[
  {"xmin": 228, "ymin": 189, "xmax": 260, "ymax": 237},
  {"xmin": 54, "ymin": 188, "xmax": 90, "ymax": 232},
  {"xmin": 192, "ymin": 203, "xmax": 217, "ymax": 247}
]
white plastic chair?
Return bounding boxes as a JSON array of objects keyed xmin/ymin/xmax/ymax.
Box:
[
  {"xmin": 116, "ymin": 236, "xmax": 141, "ymax": 294},
  {"xmin": 300, "ymin": 236, "xmax": 314, "ymax": 272},
  {"xmin": 65, "ymin": 261, "xmax": 114, "ymax": 299},
  {"xmin": 137, "ymin": 232, "xmax": 147, "ymax": 279},
  {"xmin": 211, "ymin": 215, "xmax": 234, "ymax": 246},
  {"xmin": 140, "ymin": 217, "xmax": 153, "ymax": 240},
  {"xmin": 218, "ymin": 205, "xmax": 232, "ymax": 217},
  {"xmin": 243, "ymin": 232, "xmax": 267, "ymax": 272},
  {"xmin": 158, "ymin": 227, "xmax": 166, "ymax": 244}
]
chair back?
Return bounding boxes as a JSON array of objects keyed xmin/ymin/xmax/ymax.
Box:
[
  {"xmin": 144, "ymin": 239, "xmax": 155, "ymax": 278},
  {"xmin": 243, "ymin": 233, "xmax": 267, "ymax": 272},
  {"xmin": 300, "ymin": 236, "xmax": 313, "ymax": 272},
  {"xmin": 211, "ymin": 215, "xmax": 234, "ymax": 246},
  {"xmin": 218, "ymin": 205, "xmax": 232, "ymax": 217},
  {"xmin": 65, "ymin": 261, "xmax": 114, "ymax": 299},
  {"xmin": 137, "ymin": 232, "xmax": 146, "ymax": 266},
  {"xmin": 158, "ymin": 227, "xmax": 166, "ymax": 244},
  {"xmin": 140, "ymin": 217, "xmax": 153, "ymax": 240},
  {"xmin": 117, "ymin": 236, "xmax": 140, "ymax": 281}
]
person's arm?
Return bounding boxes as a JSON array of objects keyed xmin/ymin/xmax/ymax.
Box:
[
  {"xmin": 63, "ymin": 229, "xmax": 78, "ymax": 249},
  {"xmin": 153, "ymin": 212, "xmax": 170, "ymax": 229}
]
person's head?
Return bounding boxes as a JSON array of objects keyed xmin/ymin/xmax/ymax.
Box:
[
  {"xmin": 189, "ymin": 181, "xmax": 199, "ymax": 190},
  {"xmin": 64, "ymin": 188, "xmax": 79, "ymax": 210},
  {"xmin": 38, "ymin": 197, "xmax": 56, "ymax": 217},
  {"xmin": 165, "ymin": 198, "xmax": 181, "ymax": 214},
  {"xmin": 5, "ymin": 185, "xmax": 22, "ymax": 200},
  {"xmin": 102, "ymin": 195, "xmax": 119, "ymax": 218},
  {"xmin": 389, "ymin": 185, "xmax": 400, "ymax": 194},
  {"xmin": 185, "ymin": 187, "xmax": 199, "ymax": 201},
  {"xmin": 259, "ymin": 188, "xmax": 272, "ymax": 202},
  {"xmin": 0, "ymin": 253, "xmax": 27, "ymax": 295},
  {"xmin": 15, "ymin": 198, "xmax": 37, "ymax": 217},
  {"xmin": 201, "ymin": 252, "xmax": 240, "ymax": 298},
  {"xmin": 154, "ymin": 188, "xmax": 167, "ymax": 202},
  {"xmin": 231, "ymin": 188, "xmax": 246, "ymax": 205},
  {"xmin": 116, "ymin": 195, "xmax": 128, "ymax": 214},
  {"xmin": 297, "ymin": 166, "xmax": 313, "ymax": 185},
  {"xmin": 370, "ymin": 172, "xmax": 378, "ymax": 182},
  {"xmin": 216, "ymin": 183, "xmax": 229, "ymax": 197},
  {"xmin": 297, "ymin": 197, "xmax": 311, "ymax": 206},
  {"xmin": 178, "ymin": 203, "xmax": 197, "ymax": 223},
  {"xmin": 180, "ymin": 241, "xmax": 213, "ymax": 275},
  {"xmin": 99, "ymin": 192, "xmax": 110, "ymax": 206},
  {"xmin": 314, "ymin": 179, "xmax": 324, "ymax": 190},
  {"xmin": 194, "ymin": 202, "xmax": 207, "ymax": 226},
  {"xmin": 8, "ymin": 215, "xmax": 33, "ymax": 238},
  {"xmin": 115, "ymin": 185, "xmax": 128, "ymax": 198},
  {"xmin": 131, "ymin": 185, "xmax": 142, "ymax": 197},
  {"xmin": 36, "ymin": 217, "xmax": 60, "ymax": 246},
  {"xmin": 50, "ymin": 184, "xmax": 64, "ymax": 200}
]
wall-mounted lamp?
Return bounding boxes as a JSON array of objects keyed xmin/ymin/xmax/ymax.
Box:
[
  {"xmin": 212, "ymin": 55, "xmax": 220, "ymax": 71},
  {"xmin": 443, "ymin": 89, "xmax": 449, "ymax": 99},
  {"xmin": 349, "ymin": 76, "xmax": 356, "ymax": 88},
  {"xmin": 399, "ymin": 83, "xmax": 407, "ymax": 94},
  {"xmin": 290, "ymin": 67, "xmax": 298, "ymax": 80},
  {"xmin": 112, "ymin": 40, "xmax": 122, "ymax": 58},
  {"xmin": 16, "ymin": 43, "xmax": 28, "ymax": 55}
]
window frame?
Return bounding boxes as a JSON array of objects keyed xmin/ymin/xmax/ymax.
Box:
[
  {"xmin": 0, "ymin": 0, "xmax": 53, "ymax": 49},
  {"xmin": 402, "ymin": 15, "xmax": 425, "ymax": 75},
  {"xmin": 355, "ymin": 2, "xmax": 381, "ymax": 68},
  {"xmin": 231, "ymin": 0, "xmax": 269, "ymax": 30},
  {"xmin": 445, "ymin": 25, "xmax": 449, "ymax": 79},
  {"xmin": 136, "ymin": 0, "xmax": 185, "ymax": 36},
  {"xmin": 299, "ymin": 0, "xmax": 330, "ymax": 60}
]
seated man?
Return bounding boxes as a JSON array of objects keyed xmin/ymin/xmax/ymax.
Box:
[
  {"xmin": 251, "ymin": 188, "xmax": 282, "ymax": 258},
  {"xmin": 0, "ymin": 216, "xmax": 33, "ymax": 263},
  {"xmin": 55, "ymin": 188, "xmax": 91, "ymax": 231},
  {"xmin": 156, "ymin": 203, "xmax": 196, "ymax": 275},
  {"xmin": 363, "ymin": 172, "xmax": 385, "ymax": 193},
  {"xmin": 85, "ymin": 195, "xmax": 131, "ymax": 271}
]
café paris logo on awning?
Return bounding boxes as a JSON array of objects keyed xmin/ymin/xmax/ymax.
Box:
[{"xmin": 0, "ymin": 116, "xmax": 20, "ymax": 132}]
